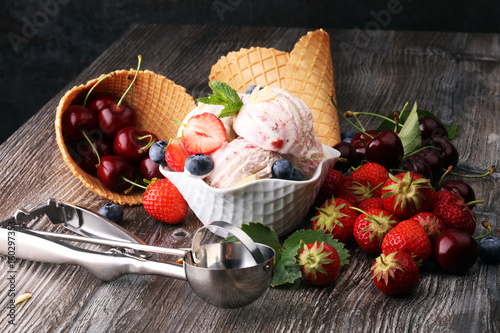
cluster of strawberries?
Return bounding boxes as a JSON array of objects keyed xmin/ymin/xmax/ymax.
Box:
[{"xmin": 310, "ymin": 162, "xmax": 477, "ymax": 295}]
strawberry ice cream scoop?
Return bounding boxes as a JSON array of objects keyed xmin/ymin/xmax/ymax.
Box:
[
  {"xmin": 233, "ymin": 87, "xmax": 324, "ymax": 160},
  {"xmin": 206, "ymin": 137, "xmax": 282, "ymax": 188}
]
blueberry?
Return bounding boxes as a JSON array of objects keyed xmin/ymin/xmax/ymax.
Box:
[
  {"xmin": 478, "ymin": 236, "xmax": 500, "ymax": 264},
  {"xmin": 149, "ymin": 140, "xmax": 169, "ymax": 165},
  {"xmin": 185, "ymin": 154, "xmax": 214, "ymax": 176},
  {"xmin": 341, "ymin": 130, "xmax": 358, "ymax": 142},
  {"xmin": 272, "ymin": 159, "xmax": 294, "ymax": 180},
  {"xmin": 291, "ymin": 169, "xmax": 305, "ymax": 181},
  {"xmin": 98, "ymin": 203, "xmax": 124, "ymax": 223},
  {"xmin": 245, "ymin": 85, "xmax": 262, "ymax": 94}
]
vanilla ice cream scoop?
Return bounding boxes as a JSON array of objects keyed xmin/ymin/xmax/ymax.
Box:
[{"xmin": 233, "ymin": 87, "xmax": 324, "ymax": 160}]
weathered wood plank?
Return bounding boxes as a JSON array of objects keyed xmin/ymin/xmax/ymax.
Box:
[{"xmin": 0, "ymin": 24, "xmax": 499, "ymax": 333}]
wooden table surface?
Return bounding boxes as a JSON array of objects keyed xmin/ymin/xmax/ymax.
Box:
[{"xmin": 1, "ymin": 24, "xmax": 499, "ymax": 333}]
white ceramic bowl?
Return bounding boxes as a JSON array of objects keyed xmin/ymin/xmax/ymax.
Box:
[{"xmin": 160, "ymin": 145, "xmax": 340, "ymax": 236}]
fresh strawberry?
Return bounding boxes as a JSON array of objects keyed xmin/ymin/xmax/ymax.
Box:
[
  {"xmin": 431, "ymin": 190, "xmax": 476, "ymax": 235},
  {"xmin": 381, "ymin": 171, "xmax": 434, "ymax": 220},
  {"xmin": 352, "ymin": 208, "xmax": 400, "ymax": 255},
  {"xmin": 311, "ymin": 197, "xmax": 357, "ymax": 243},
  {"xmin": 336, "ymin": 179, "xmax": 372, "ymax": 207},
  {"xmin": 143, "ymin": 178, "xmax": 188, "ymax": 224},
  {"xmin": 349, "ymin": 162, "xmax": 388, "ymax": 197},
  {"xmin": 358, "ymin": 197, "xmax": 384, "ymax": 213},
  {"xmin": 371, "ymin": 251, "xmax": 420, "ymax": 296},
  {"xmin": 381, "ymin": 219, "xmax": 432, "ymax": 264},
  {"xmin": 165, "ymin": 137, "xmax": 190, "ymax": 172},
  {"xmin": 298, "ymin": 241, "xmax": 341, "ymax": 286},
  {"xmin": 315, "ymin": 169, "xmax": 347, "ymax": 206},
  {"xmin": 182, "ymin": 112, "xmax": 227, "ymax": 154},
  {"xmin": 409, "ymin": 212, "xmax": 447, "ymax": 242}
]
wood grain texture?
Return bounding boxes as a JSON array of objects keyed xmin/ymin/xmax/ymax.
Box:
[{"xmin": 0, "ymin": 24, "xmax": 499, "ymax": 333}]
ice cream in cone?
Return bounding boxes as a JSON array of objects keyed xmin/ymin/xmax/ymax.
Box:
[{"xmin": 209, "ymin": 29, "xmax": 340, "ymax": 146}]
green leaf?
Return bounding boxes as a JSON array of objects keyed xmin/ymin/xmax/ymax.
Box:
[
  {"xmin": 224, "ymin": 222, "xmax": 282, "ymax": 254},
  {"xmin": 195, "ymin": 81, "xmax": 243, "ymax": 118},
  {"xmin": 270, "ymin": 242, "xmax": 303, "ymax": 287},
  {"xmin": 376, "ymin": 108, "xmax": 459, "ymax": 140},
  {"xmin": 283, "ymin": 229, "xmax": 350, "ymax": 266},
  {"xmin": 397, "ymin": 102, "xmax": 421, "ymax": 156}
]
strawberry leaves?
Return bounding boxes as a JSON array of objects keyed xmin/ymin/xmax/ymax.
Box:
[
  {"xmin": 227, "ymin": 223, "xmax": 349, "ymax": 287},
  {"xmin": 196, "ymin": 81, "xmax": 243, "ymax": 118}
]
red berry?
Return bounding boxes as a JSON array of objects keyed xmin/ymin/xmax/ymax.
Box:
[
  {"xmin": 349, "ymin": 162, "xmax": 388, "ymax": 197},
  {"xmin": 182, "ymin": 112, "xmax": 227, "ymax": 154},
  {"xmin": 336, "ymin": 179, "xmax": 372, "ymax": 207},
  {"xmin": 381, "ymin": 172, "xmax": 434, "ymax": 220},
  {"xmin": 353, "ymin": 208, "xmax": 399, "ymax": 255},
  {"xmin": 371, "ymin": 251, "xmax": 420, "ymax": 296},
  {"xmin": 431, "ymin": 190, "xmax": 476, "ymax": 235},
  {"xmin": 382, "ymin": 219, "xmax": 432, "ymax": 264},
  {"xmin": 165, "ymin": 137, "xmax": 191, "ymax": 172},
  {"xmin": 298, "ymin": 242, "xmax": 341, "ymax": 286},
  {"xmin": 409, "ymin": 212, "xmax": 447, "ymax": 243},
  {"xmin": 315, "ymin": 169, "xmax": 347, "ymax": 206},
  {"xmin": 142, "ymin": 178, "xmax": 188, "ymax": 224},
  {"xmin": 311, "ymin": 197, "xmax": 357, "ymax": 243},
  {"xmin": 358, "ymin": 197, "xmax": 384, "ymax": 212}
]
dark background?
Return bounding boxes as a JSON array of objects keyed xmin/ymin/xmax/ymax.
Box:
[{"xmin": 1, "ymin": 0, "xmax": 499, "ymax": 144}]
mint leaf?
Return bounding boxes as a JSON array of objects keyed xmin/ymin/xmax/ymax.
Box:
[
  {"xmin": 196, "ymin": 81, "xmax": 243, "ymax": 118},
  {"xmin": 397, "ymin": 102, "xmax": 421, "ymax": 157}
]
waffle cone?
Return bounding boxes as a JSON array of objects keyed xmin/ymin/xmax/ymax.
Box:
[
  {"xmin": 55, "ymin": 69, "xmax": 196, "ymax": 205},
  {"xmin": 285, "ymin": 30, "xmax": 340, "ymax": 146},
  {"xmin": 209, "ymin": 30, "xmax": 340, "ymax": 146},
  {"xmin": 209, "ymin": 47, "xmax": 289, "ymax": 93}
]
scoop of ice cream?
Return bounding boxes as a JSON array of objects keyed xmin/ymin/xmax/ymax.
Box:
[
  {"xmin": 233, "ymin": 87, "xmax": 324, "ymax": 160},
  {"xmin": 177, "ymin": 103, "xmax": 236, "ymax": 141},
  {"xmin": 206, "ymin": 137, "xmax": 282, "ymax": 188}
]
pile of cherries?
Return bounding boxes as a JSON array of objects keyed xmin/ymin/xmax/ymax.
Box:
[
  {"xmin": 334, "ymin": 117, "xmax": 459, "ymax": 188},
  {"xmin": 62, "ymin": 59, "xmax": 164, "ymax": 193}
]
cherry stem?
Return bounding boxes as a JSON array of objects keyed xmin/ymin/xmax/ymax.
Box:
[
  {"xmin": 121, "ymin": 176, "xmax": 147, "ymax": 190},
  {"xmin": 466, "ymin": 200, "xmax": 484, "ymax": 207},
  {"xmin": 83, "ymin": 73, "xmax": 115, "ymax": 108},
  {"xmin": 117, "ymin": 55, "xmax": 142, "ymax": 109},
  {"xmin": 474, "ymin": 221, "xmax": 492, "ymax": 240},
  {"xmin": 438, "ymin": 166, "xmax": 453, "ymax": 189},
  {"xmin": 329, "ymin": 95, "xmax": 373, "ymax": 138},
  {"xmin": 137, "ymin": 134, "xmax": 156, "ymax": 153},
  {"xmin": 81, "ymin": 130, "xmax": 101, "ymax": 167},
  {"xmin": 446, "ymin": 165, "xmax": 495, "ymax": 179},
  {"xmin": 403, "ymin": 145, "xmax": 438, "ymax": 160},
  {"xmin": 350, "ymin": 112, "xmax": 403, "ymax": 128}
]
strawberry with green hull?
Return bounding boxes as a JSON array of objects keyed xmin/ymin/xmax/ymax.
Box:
[
  {"xmin": 165, "ymin": 137, "xmax": 190, "ymax": 172},
  {"xmin": 298, "ymin": 241, "xmax": 341, "ymax": 286},
  {"xmin": 381, "ymin": 171, "xmax": 434, "ymax": 220},
  {"xmin": 371, "ymin": 251, "xmax": 420, "ymax": 296},
  {"xmin": 142, "ymin": 178, "xmax": 188, "ymax": 224},
  {"xmin": 409, "ymin": 212, "xmax": 447, "ymax": 243},
  {"xmin": 314, "ymin": 169, "xmax": 347, "ymax": 206},
  {"xmin": 336, "ymin": 179, "xmax": 374, "ymax": 207},
  {"xmin": 349, "ymin": 162, "xmax": 389, "ymax": 198},
  {"xmin": 381, "ymin": 219, "xmax": 432, "ymax": 264},
  {"xmin": 352, "ymin": 208, "xmax": 400, "ymax": 255},
  {"xmin": 311, "ymin": 197, "xmax": 357, "ymax": 243}
]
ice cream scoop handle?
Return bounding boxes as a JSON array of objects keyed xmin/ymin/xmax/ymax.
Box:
[{"xmin": 0, "ymin": 228, "xmax": 186, "ymax": 281}]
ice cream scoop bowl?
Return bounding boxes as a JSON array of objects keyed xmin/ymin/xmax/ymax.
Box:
[{"xmin": 0, "ymin": 221, "xmax": 275, "ymax": 309}]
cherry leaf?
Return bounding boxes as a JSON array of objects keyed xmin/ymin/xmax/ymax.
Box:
[{"xmin": 397, "ymin": 102, "xmax": 421, "ymax": 156}]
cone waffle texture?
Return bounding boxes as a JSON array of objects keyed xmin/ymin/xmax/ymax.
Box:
[
  {"xmin": 55, "ymin": 70, "xmax": 196, "ymax": 205},
  {"xmin": 209, "ymin": 30, "xmax": 340, "ymax": 146}
]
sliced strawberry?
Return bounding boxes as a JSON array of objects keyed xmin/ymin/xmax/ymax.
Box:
[
  {"xmin": 165, "ymin": 137, "xmax": 190, "ymax": 172},
  {"xmin": 182, "ymin": 113, "xmax": 227, "ymax": 154}
]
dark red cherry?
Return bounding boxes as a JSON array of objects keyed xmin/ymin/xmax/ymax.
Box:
[
  {"xmin": 113, "ymin": 127, "xmax": 155, "ymax": 164},
  {"xmin": 440, "ymin": 180, "xmax": 476, "ymax": 208},
  {"xmin": 365, "ymin": 130, "xmax": 404, "ymax": 169},
  {"xmin": 98, "ymin": 102, "xmax": 138, "ymax": 138},
  {"xmin": 400, "ymin": 157, "xmax": 433, "ymax": 181},
  {"xmin": 86, "ymin": 95, "xmax": 117, "ymax": 115},
  {"xmin": 97, "ymin": 155, "xmax": 135, "ymax": 192},
  {"xmin": 430, "ymin": 136, "xmax": 459, "ymax": 168},
  {"xmin": 433, "ymin": 229, "xmax": 478, "ymax": 274},
  {"xmin": 68, "ymin": 133, "xmax": 113, "ymax": 175},
  {"xmin": 412, "ymin": 148, "xmax": 444, "ymax": 183},
  {"xmin": 62, "ymin": 105, "xmax": 98, "ymax": 140},
  {"xmin": 350, "ymin": 130, "xmax": 379, "ymax": 149},
  {"xmin": 419, "ymin": 117, "xmax": 448, "ymax": 140},
  {"xmin": 333, "ymin": 142, "xmax": 358, "ymax": 172},
  {"xmin": 139, "ymin": 157, "xmax": 165, "ymax": 181}
]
